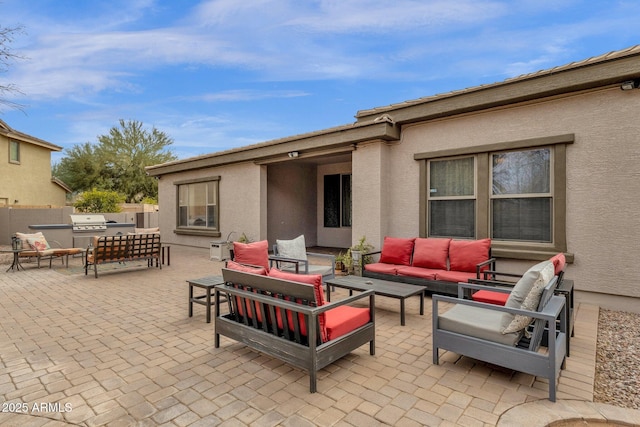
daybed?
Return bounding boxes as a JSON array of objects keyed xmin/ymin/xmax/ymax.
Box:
[
  {"xmin": 215, "ymin": 262, "xmax": 375, "ymax": 392},
  {"xmin": 363, "ymin": 237, "xmax": 494, "ymax": 295}
]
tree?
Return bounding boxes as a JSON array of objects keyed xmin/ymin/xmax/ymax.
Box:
[
  {"xmin": 74, "ymin": 189, "xmax": 124, "ymax": 213},
  {"xmin": 0, "ymin": 24, "xmax": 26, "ymax": 111},
  {"xmin": 54, "ymin": 119, "xmax": 178, "ymax": 202}
]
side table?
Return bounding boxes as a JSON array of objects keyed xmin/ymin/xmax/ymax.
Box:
[
  {"xmin": 2, "ymin": 249, "xmax": 25, "ymax": 272},
  {"xmin": 186, "ymin": 275, "xmax": 224, "ymax": 323}
]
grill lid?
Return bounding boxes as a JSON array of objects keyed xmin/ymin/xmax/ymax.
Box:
[{"xmin": 70, "ymin": 214, "xmax": 107, "ymax": 231}]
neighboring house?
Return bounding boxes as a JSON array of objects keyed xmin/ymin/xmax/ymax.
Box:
[
  {"xmin": 147, "ymin": 45, "xmax": 640, "ymax": 306},
  {"xmin": 0, "ymin": 119, "xmax": 70, "ymax": 207}
]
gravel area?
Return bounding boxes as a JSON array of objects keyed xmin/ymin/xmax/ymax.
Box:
[{"xmin": 594, "ymin": 309, "xmax": 640, "ymax": 409}]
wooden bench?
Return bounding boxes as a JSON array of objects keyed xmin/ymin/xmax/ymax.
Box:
[
  {"xmin": 215, "ymin": 268, "xmax": 376, "ymax": 393},
  {"xmin": 85, "ymin": 234, "xmax": 161, "ymax": 278}
]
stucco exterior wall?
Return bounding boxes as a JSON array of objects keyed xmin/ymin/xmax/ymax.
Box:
[
  {"xmin": 157, "ymin": 161, "xmax": 265, "ymax": 248},
  {"xmin": 373, "ymin": 88, "xmax": 640, "ymax": 297},
  {"xmin": 267, "ymin": 162, "xmax": 317, "ymax": 246},
  {"xmin": 0, "ymin": 136, "xmax": 66, "ymax": 207}
]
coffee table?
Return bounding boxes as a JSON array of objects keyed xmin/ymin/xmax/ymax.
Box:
[{"xmin": 325, "ymin": 275, "xmax": 428, "ymax": 326}]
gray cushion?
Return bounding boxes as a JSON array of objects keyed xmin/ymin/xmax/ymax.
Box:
[
  {"xmin": 501, "ymin": 260, "xmax": 555, "ymax": 334},
  {"xmin": 276, "ymin": 235, "xmax": 308, "ymax": 261},
  {"xmin": 439, "ymin": 304, "xmax": 522, "ymax": 346}
]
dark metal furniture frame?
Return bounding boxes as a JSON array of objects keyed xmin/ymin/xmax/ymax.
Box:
[
  {"xmin": 215, "ymin": 268, "xmax": 376, "ymax": 393},
  {"xmin": 85, "ymin": 234, "xmax": 161, "ymax": 278}
]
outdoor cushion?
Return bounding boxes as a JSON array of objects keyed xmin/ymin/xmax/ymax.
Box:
[
  {"xmin": 379, "ymin": 237, "xmax": 415, "ymax": 266},
  {"xmin": 501, "ymin": 260, "xmax": 555, "ymax": 334},
  {"xmin": 324, "ymin": 305, "xmax": 371, "ymax": 341},
  {"xmin": 411, "ymin": 238, "xmax": 451, "ymax": 270},
  {"xmin": 16, "ymin": 232, "xmax": 51, "ymax": 251},
  {"xmin": 550, "ymin": 253, "xmax": 566, "ymax": 276},
  {"xmin": 276, "ymin": 234, "xmax": 308, "ymax": 261},
  {"xmin": 226, "ymin": 260, "xmax": 267, "ymax": 276},
  {"xmin": 268, "ymin": 269, "xmax": 327, "ymax": 341},
  {"xmin": 471, "ymin": 290, "xmax": 509, "ymax": 306},
  {"xmin": 434, "ymin": 270, "xmax": 477, "ymax": 283},
  {"xmin": 364, "ymin": 262, "xmax": 399, "ymax": 275},
  {"xmin": 226, "ymin": 261, "xmax": 268, "ymax": 322},
  {"xmin": 439, "ymin": 304, "xmax": 522, "ymax": 346},
  {"xmin": 133, "ymin": 227, "xmax": 160, "ymax": 234},
  {"xmin": 233, "ymin": 240, "xmax": 270, "ymax": 270},
  {"xmin": 448, "ymin": 238, "xmax": 491, "ymax": 273},
  {"xmin": 396, "ymin": 266, "xmax": 438, "ymax": 280}
]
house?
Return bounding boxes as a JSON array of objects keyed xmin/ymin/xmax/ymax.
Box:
[
  {"xmin": 0, "ymin": 119, "xmax": 70, "ymax": 207},
  {"xmin": 146, "ymin": 45, "xmax": 640, "ymax": 308}
]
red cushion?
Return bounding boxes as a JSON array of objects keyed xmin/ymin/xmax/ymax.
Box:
[
  {"xmin": 379, "ymin": 237, "xmax": 415, "ymax": 266},
  {"xmin": 233, "ymin": 240, "xmax": 270, "ymax": 270},
  {"xmin": 268, "ymin": 269, "xmax": 326, "ymax": 341},
  {"xmin": 448, "ymin": 239, "xmax": 491, "ymax": 273},
  {"xmin": 396, "ymin": 266, "xmax": 439, "ymax": 280},
  {"xmin": 411, "ymin": 238, "xmax": 451, "ymax": 270},
  {"xmin": 225, "ymin": 261, "xmax": 268, "ymax": 322},
  {"xmin": 226, "ymin": 260, "xmax": 267, "ymax": 275},
  {"xmin": 434, "ymin": 270, "xmax": 477, "ymax": 283},
  {"xmin": 324, "ymin": 306, "xmax": 371, "ymax": 341},
  {"xmin": 364, "ymin": 263, "xmax": 399, "ymax": 275},
  {"xmin": 549, "ymin": 253, "xmax": 566, "ymax": 276},
  {"xmin": 472, "ymin": 290, "xmax": 509, "ymax": 306}
]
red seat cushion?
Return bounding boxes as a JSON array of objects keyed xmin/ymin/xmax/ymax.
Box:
[
  {"xmin": 379, "ymin": 237, "xmax": 416, "ymax": 266},
  {"xmin": 448, "ymin": 239, "xmax": 491, "ymax": 273},
  {"xmin": 434, "ymin": 270, "xmax": 477, "ymax": 283},
  {"xmin": 411, "ymin": 238, "xmax": 451, "ymax": 270},
  {"xmin": 268, "ymin": 269, "xmax": 327, "ymax": 341},
  {"xmin": 396, "ymin": 266, "xmax": 439, "ymax": 280},
  {"xmin": 233, "ymin": 240, "xmax": 270, "ymax": 270},
  {"xmin": 472, "ymin": 290, "xmax": 509, "ymax": 306},
  {"xmin": 324, "ymin": 305, "xmax": 371, "ymax": 341},
  {"xmin": 364, "ymin": 262, "xmax": 399, "ymax": 275}
]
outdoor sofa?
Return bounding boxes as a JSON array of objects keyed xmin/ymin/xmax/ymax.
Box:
[{"xmin": 363, "ymin": 237, "xmax": 495, "ymax": 295}]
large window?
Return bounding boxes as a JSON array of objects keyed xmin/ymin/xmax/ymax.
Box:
[
  {"xmin": 176, "ymin": 177, "xmax": 219, "ymax": 233},
  {"xmin": 324, "ymin": 174, "xmax": 352, "ymax": 228},
  {"xmin": 418, "ymin": 134, "xmax": 572, "ymax": 258},
  {"xmin": 9, "ymin": 140, "xmax": 20, "ymax": 163}
]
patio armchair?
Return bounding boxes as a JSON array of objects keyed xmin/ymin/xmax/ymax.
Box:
[
  {"xmin": 432, "ymin": 260, "xmax": 567, "ymax": 401},
  {"xmin": 271, "ymin": 235, "xmax": 336, "ymax": 282}
]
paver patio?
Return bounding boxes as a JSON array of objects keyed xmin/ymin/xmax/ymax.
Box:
[{"xmin": 0, "ymin": 246, "xmax": 638, "ymax": 426}]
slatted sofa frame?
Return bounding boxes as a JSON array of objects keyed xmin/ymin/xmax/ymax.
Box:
[
  {"xmin": 85, "ymin": 234, "xmax": 161, "ymax": 278},
  {"xmin": 432, "ymin": 277, "xmax": 567, "ymax": 401},
  {"xmin": 215, "ymin": 268, "xmax": 376, "ymax": 393}
]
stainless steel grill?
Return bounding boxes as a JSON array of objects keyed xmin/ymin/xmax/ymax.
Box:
[{"xmin": 70, "ymin": 214, "xmax": 107, "ymax": 232}]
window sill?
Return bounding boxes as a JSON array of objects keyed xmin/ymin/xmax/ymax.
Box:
[
  {"xmin": 174, "ymin": 228, "xmax": 221, "ymax": 238},
  {"xmin": 491, "ymin": 247, "xmax": 574, "ymax": 263}
]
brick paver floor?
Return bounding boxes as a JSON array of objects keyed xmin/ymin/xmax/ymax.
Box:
[{"xmin": 0, "ymin": 246, "xmax": 637, "ymax": 426}]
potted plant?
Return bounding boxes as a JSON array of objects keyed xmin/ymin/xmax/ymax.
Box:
[
  {"xmin": 335, "ymin": 252, "xmax": 346, "ymax": 272},
  {"xmin": 343, "ymin": 236, "xmax": 374, "ymax": 275}
]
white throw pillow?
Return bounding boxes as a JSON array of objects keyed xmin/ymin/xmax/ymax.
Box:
[
  {"xmin": 276, "ymin": 235, "xmax": 308, "ymax": 261},
  {"xmin": 500, "ymin": 260, "xmax": 555, "ymax": 334}
]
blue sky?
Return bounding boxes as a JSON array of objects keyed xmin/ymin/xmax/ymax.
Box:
[{"xmin": 1, "ymin": 0, "xmax": 639, "ymax": 164}]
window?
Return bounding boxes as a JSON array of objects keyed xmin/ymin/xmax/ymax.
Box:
[
  {"xmin": 175, "ymin": 177, "xmax": 219, "ymax": 234},
  {"xmin": 9, "ymin": 140, "xmax": 20, "ymax": 163},
  {"xmin": 324, "ymin": 174, "xmax": 352, "ymax": 228},
  {"xmin": 418, "ymin": 134, "xmax": 572, "ymax": 258}
]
